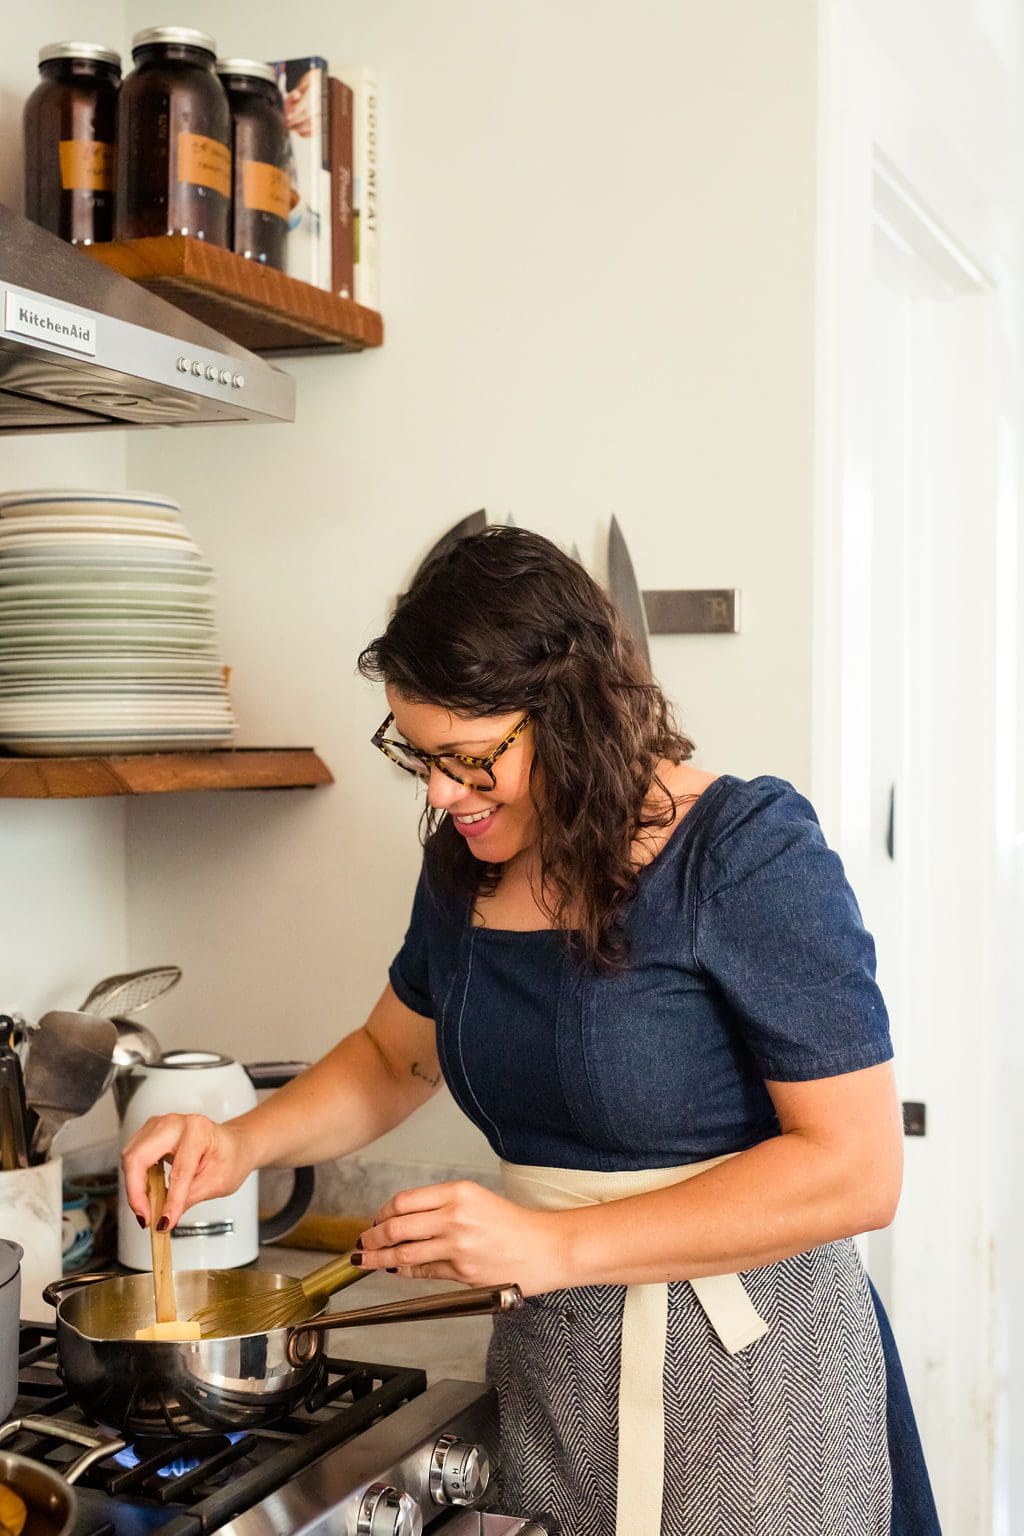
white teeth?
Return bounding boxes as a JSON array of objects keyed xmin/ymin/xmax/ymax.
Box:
[{"xmin": 456, "ymin": 807, "xmax": 498, "ymax": 825}]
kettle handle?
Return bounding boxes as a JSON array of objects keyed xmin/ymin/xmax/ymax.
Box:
[{"xmin": 244, "ymin": 1061, "xmax": 316, "ymax": 1245}]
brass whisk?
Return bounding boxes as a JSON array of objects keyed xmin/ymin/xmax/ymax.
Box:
[{"xmin": 191, "ymin": 1254, "xmax": 367, "ymax": 1338}]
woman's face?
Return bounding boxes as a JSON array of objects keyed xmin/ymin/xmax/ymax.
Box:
[{"xmin": 385, "ymin": 688, "xmax": 539, "ymax": 864}]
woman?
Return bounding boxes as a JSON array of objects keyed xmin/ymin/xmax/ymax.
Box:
[{"xmin": 122, "ymin": 527, "xmax": 938, "ymax": 1536}]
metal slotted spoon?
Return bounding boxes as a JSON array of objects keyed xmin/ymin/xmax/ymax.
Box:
[{"xmin": 80, "ymin": 966, "xmax": 182, "ymax": 1018}]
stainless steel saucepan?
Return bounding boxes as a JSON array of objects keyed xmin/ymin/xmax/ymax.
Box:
[{"xmin": 43, "ymin": 1269, "xmax": 523, "ymax": 1438}]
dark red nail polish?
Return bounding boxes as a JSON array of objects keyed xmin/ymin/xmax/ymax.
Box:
[
  {"xmin": 349, "ymin": 1251, "xmax": 364, "ymax": 1266},
  {"xmin": 156, "ymin": 1216, "xmax": 169, "ymax": 1232},
  {"xmin": 355, "ymin": 1235, "xmax": 364, "ymax": 1250},
  {"xmin": 136, "ymin": 1214, "xmax": 147, "ymax": 1229}
]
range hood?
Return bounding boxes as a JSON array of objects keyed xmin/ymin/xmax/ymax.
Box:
[{"xmin": 0, "ymin": 205, "xmax": 295, "ymax": 432}]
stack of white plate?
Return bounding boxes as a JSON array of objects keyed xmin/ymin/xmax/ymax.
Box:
[{"xmin": 0, "ymin": 490, "xmax": 235, "ymax": 755}]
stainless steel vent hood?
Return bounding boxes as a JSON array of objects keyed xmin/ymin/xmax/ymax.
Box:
[{"xmin": 0, "ymin": 205, "xmax": 295, "ymax": 432}]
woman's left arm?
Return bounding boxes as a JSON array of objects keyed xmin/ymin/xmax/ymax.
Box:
[{"xmin": 356, "ymin": 1059, "xmax": 903, "ymax": 1293}]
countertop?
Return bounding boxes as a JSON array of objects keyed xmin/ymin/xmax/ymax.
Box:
[{"xmin": 256, "ymin": 1246, "xmax": 492, "ymax": 1385}]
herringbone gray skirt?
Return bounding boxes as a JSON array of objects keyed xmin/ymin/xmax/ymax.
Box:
[{"xmin": 487, "ymin": 1238, "xmax": 891, "ymax": 1536}]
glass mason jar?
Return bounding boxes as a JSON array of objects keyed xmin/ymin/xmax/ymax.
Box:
[
  {"xmin": 117, "ymin": 26, "xmax": 231, "ymax": 244},
  {"xmin": 23, "ymin": 43, "xmax": 121, "ymax": 245},
  {"xmin": 217, "ymin": 59, "xmax": 290, "ymax": 269}
]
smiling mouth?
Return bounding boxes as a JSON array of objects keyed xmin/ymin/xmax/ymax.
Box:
[{"xmin": 455, "ymin": 806, "xmax": 500, "ymax": 825}]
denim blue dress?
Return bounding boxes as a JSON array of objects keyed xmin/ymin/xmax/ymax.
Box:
[{"xmin": 390, "ymin": 774, "xmax": 939, "ymax": 1535}]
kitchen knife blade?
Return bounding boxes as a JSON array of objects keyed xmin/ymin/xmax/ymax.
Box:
[
  {"xmin": 607, "ymin": 515, "xmax": 652, "ymax": 670},
  {"xmin": 410, "ymin": 509, "xmax": 487, "ymax": 586}
]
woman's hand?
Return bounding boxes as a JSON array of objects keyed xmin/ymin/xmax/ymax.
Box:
[
  {"xmin": 121, "ymin": 1114, "xmax": 256, "ymax": 1231},
  {"xmin": 355, "ymin": 1180, "xmax": 568, "ymax": 1296},
  {"xmin": 283, "ymin": 71, "xmax": 315, "ymax": 137}
]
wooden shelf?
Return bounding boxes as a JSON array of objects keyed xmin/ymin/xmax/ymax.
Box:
[
  {"xmin": 82, "ymin": 237, "xmax": 383, "ymax": 355},
  {"xmin": 0, "ymin": 747, "xmax": 333, "ymax": 798}
]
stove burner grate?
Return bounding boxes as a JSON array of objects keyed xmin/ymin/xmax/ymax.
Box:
[
  {"xmin": 10, "ymin": 1322, "xmax": 429, "ymax": 1536},
  {"xmin": 108, "ymin": 1434, "xmax": 252, "ymax": 1500}
]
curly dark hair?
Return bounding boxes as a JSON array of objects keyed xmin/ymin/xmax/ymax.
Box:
[{"xmin": 358, "ymin": 526, "xmax": 695, "ymax": 970}]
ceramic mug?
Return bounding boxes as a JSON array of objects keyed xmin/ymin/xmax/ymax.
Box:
[
  {"xmin": 63, "ymin": 1170, "xmax": 117, "ymax": 1265},
  {"xmin": 61, "ymin": 1191, "xmax": 107, "ymax": 1271}
]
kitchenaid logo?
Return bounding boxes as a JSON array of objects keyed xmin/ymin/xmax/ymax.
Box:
[
  {"xmin": 3, "ymin": 291, "xmax": 97, "ymax": 356},
  {"xmin": 18, "ymin": 305, "xmax": 91, "ymax": 340}
]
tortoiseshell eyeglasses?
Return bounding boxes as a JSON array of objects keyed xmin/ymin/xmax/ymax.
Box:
[{"xmin": 371, "ymin": 713, "xmax": 531, "ymax": 791}]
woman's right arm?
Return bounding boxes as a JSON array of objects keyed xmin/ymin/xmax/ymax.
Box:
[{"xmin": 121, "ymin": 982, "xmax": 440, "ymax": 1230}]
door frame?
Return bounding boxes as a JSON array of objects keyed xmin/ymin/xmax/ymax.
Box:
[{"xmin": 812, "ymin": 3, "xmax": 1019, "ymax": 1527}]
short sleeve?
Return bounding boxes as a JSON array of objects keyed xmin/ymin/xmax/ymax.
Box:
[
  {"xmin": 388, "ymin": 866, "xmax": 435, "ymax": 1018},
  {"xmin": 693, "ymin": 778, "xmax": 893, "ymax": 1081}
]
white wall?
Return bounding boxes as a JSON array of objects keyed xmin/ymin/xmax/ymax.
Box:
[
  {"xmin": 826, "ymin": 4, "xmax": 1024, "ymax": 1530},
  {"xmin": 852, "ymin": 0, "xmax": 1018, "ymax": 211},
  {"xmin": 119, "ymin": 0, "xmax": 819, "ymax": 1169},
  {"xmin": 0, "ymin": 2, "xmax": 129, "ymax": 1154}
]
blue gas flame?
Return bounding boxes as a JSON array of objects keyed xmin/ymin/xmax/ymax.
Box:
[{"xmin": 113, "ymin": 1433, "xmax": 246, "ymax": 1479}]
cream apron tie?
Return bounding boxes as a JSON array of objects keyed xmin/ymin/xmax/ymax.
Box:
[{"xmin": 500, "ymin": 1157, "xmax": 770, "ymax": 1536}]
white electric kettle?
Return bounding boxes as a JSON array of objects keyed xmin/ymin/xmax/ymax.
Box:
[{"xmin": 117, "ymin": 1051, "xmax": 315, "ymax": 1270}]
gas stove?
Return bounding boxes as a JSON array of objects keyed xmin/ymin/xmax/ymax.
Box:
[{"xmin": 4, "ymin": 1324, "xmax": 547, "ymax": 1535}]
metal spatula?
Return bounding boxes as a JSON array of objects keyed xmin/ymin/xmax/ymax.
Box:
[{"xmin": 24, "ymin": 1010, "xmax": 117, "ymax": 1162}]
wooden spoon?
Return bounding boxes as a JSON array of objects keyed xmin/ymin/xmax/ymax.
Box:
[
  {"xmin": 148, "ymin": 1163, "xmax": 176, "ymax": 1323},
  {"xmin": 134, "ymin": 1163, "xmax": 199, "ymax": 1340}
]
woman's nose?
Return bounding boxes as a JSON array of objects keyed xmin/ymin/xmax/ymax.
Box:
[{"xmin": 425, "ymin": 765, "xmax": 471, "ymax": 812}]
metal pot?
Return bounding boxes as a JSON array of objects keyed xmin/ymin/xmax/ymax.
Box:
[
  {"xmin": 0, "ymin": 1416, "xmax": 125, "ymax": 1536},
  {"xmin": 44, "ymin": 1269, "xmax": 522, "ymax": 1438},
  {"xmin": 0, "ymin": 1238, "xmax": 22, "ymax": 1421}
]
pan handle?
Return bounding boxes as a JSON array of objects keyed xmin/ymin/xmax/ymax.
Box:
[
  {"xmin": 0, "ymin": 1415, "xmax": 126, "ymax": 1482},
  {"xmin": 286, "ymin": 1283, "xmax": 524, "ymax": 1366},
  {"xmin": 42, "ymin": 1271, "xmax": 110, "ymax": 1309}
]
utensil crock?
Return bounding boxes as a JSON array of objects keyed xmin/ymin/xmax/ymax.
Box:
[{"xmin": 0, "ymin": 1159, "xmax": 62, "ymax": 1322}]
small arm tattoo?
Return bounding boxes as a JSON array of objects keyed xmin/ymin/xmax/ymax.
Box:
[{"xmin": 411, "ymin": 1060, "xmax": 441, "ymax": 1088}]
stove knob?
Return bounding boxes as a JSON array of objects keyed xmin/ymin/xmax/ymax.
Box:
[
  {"xmin": 356, "ymin": 1483, "xmax": 423, "ymax": 1536},
  {"xmin": 428, "ymin": 1434, "xmax": 491, "ymax": 1506}
]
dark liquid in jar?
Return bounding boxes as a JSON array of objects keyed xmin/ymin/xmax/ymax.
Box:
[
  {"xmin": 23, "ymin": 55, "xmax": 119, "ymax": 244},
  {"xmin": 222, "ymin": 72, "xmax": 290, "ymax": 268},
  {"xmin": 118, "ymin": 40, "xmax": 231, "ymax": 243}
]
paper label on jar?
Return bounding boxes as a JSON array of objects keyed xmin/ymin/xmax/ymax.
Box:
[
  {"xmin": 176, "ymin": 131, "xmax": 232, "ymax": 199},
  {"xmin": 241, "ymin": 160, "xmax": 291, "ymax": 220},
  {"xmin": 58, "ymin": 139, "xmax": 115, "ymax": 192}
]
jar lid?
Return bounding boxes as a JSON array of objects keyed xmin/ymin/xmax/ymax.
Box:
[
  {"xmin": 216, "ymin": 58, "xmax": 278, "ymax": 86},
  {"xmin": 0, "ymin": 1239, "xmax": 23, "ymax": 1289},
  {"xmin": 39, "ymin": 41, "xmax": 122, "ymax": 70},
  {"xmin": 132, "ymin": 26, "xmax": 217, "ymax": 58}
]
